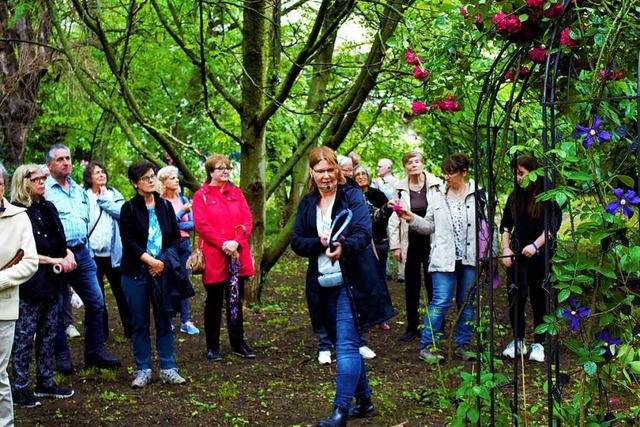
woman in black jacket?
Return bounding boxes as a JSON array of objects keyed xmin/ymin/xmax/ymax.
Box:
[
  {"xmin": 10, "ymin": 164, "xmax": 75, "ymax": 407},
  {"xmin": 120, "ymin": 161, "xmax": 185, "ymax": 389},
  {"xmin": 290, "ymin": 147, "xmax": 394, "ymax": 427}
]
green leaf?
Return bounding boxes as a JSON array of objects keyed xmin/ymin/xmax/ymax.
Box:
[
  {"xmin": 558, "ymin": 288, "xmax": 571, "ymax": 302},
  {"xmin": 467, "ymin": 407, "xmax": 479, "ymax": 423},
  {"xmin": 628, "ymin": 361, "xmax": 640, "ymax": 374},
  {"xmin": 593, "ymin": 33, "xmax": 605, "ymax": 46},
  {"xmin": 599, "ymin": 312, "xmax": 614, "ymax": 326},
  {"xmin": 583, "ymin": 361, "xmax": 597, "ymax": 376},
  {"xmin": 618, "ymin": 175, "xmax": 636, "ymax": 188}
]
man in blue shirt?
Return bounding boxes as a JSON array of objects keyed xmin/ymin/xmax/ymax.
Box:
[{"xmin": 45, "ymin": 144, "xmax": 121, "ymax": 370}]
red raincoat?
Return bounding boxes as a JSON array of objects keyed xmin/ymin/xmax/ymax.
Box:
[{"xmin": 192, "ymin": 182, "xmax": 254, "ymax": 284}]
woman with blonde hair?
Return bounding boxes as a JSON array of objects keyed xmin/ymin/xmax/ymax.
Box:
[
  {"xmin": 157, "ymin": 165, "xmax": 199, "ymax": 335},
  {"xmin": 9, "ymin": 164, "xmax": 73, "ymax": 408},
  {"xmin": 291, "ymin": 146, "xmax": 394, "ymax": 426}
]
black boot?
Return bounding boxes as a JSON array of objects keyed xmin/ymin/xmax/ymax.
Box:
[
  {"xmin": 348, "ymin": 397, "xmax": 374, "ymax": 419},
  {"xmin": 317, "ymin": 406, "xmax": 348, "ymax": 427}
]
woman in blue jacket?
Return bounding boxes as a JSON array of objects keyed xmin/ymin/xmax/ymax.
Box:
[{"xmin": 290, "ymin": 147, "xmax": 394, "ymax": 427}]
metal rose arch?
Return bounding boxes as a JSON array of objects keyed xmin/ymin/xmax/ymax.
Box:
[{"xmin": 470, "ymin": 0, "xmax": 640, "ymax": 425}]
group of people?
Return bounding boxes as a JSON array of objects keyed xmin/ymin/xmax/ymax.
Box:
[
  {"xmin": 0, "ymin": 143, "xmax": 560, "ymax": 427},
  {"xmin": 0, "ymin": 146, "xmax": 257, "ymax": 426},
  {"xmin": 292, "ymin": 147, "xmax": 560, "ymax": 426}
]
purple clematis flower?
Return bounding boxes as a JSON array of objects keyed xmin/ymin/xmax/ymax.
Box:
[
  {"xmin": 561, "ymin": 297, "xmax": 591, "ymax": 331},
  {"xmin": 573, "ymin": 116, "xmax": 612, "ymax": 149},
  {"xmin": 595, "ymin": 329, "xmax": 621, "ymax": 360},
  {"xmin": 605, "ymin": 188, "xmax": 640, "ymax": 218}
]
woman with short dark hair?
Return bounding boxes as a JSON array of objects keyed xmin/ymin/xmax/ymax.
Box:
[
  {"xmin": 84, "ymin": 161, "xmax": 132, "ymax": 340},
  {"xmin": 120, "ymin": 161, "xmax": 186, "ymax": 389}
]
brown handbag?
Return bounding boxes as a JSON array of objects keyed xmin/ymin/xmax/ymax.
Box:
[
  {"xmin": 1, "ymin": 249, "xmax": 24, "ymax": 271},
  {"xmin": 186, "ymin": 194, "xmax": 205, "ymax": 274}
]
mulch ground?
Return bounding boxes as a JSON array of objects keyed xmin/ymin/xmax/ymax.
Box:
[{"xmin": 15, "ymin": 253, "xmax": 556, "ymax": 427}]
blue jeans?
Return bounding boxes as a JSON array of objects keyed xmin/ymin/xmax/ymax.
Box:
[
  {"xmin": 178, "ymin": 238, "xmax": 192, "ymax": 324},
  {"xmin": 325, "ymin": 287, "xmax": 370, "ymax": 410},
  {"xmin": 420, "ymin": 262, "xmax": 477, "ymax": 349},
  {"xmin": 66, "ymin": 245, "xmax": 106, "ymax": 355},
  {"xmin": 122, "ymin": 271, "xmax": 176, "ymax": 370}
]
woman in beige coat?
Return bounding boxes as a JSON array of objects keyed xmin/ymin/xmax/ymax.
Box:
[
  {"xmin": 0, "ymin": 162, "xmax": 38, "ymax": 426},
  {"xmin": 388, "ymin": 151, "xmax": 442, "ymax": 342}
]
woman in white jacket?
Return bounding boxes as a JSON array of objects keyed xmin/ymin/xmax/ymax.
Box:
[
  {"xmin": 387, "ymin": 151, "xmax": 441, "ymax": 342},
  {"xmin": 0, "ymin": 162, "xmax": 38, "ymax": 426},
  {"xmin": 395, "ymin": 154, "xmax": 487, "ymax": 363}
]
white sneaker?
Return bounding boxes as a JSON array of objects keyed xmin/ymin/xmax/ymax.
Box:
[
  {"xmin": 65, "ymin": 325, "xmax": 81, "ymax": 339},
  {"xmin": 318, "ymin": 350, "xmax": 332, "ymax": 365},
  {"xmin": 529, "ymin": 343, "xmax": 545, "ymax": 362},
  {"xmin": 502, "ymin": 339, "xmax": 527, "ymax": 359},
  {"xmin": 359, "ymin": 345, "xmax": 377, "ymax": 360}
]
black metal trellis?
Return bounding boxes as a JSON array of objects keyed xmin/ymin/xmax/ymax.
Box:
[{"xmin": 471, "ymin": 0, "xmax": 640, "ymax": 425}]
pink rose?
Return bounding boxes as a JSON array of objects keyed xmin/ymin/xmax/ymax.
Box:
[
  {"xmin": 529, "ymin": 47, "xmax": 547, "ymax": 63},
  {"xmin": 519, "ymin": 66, "xmax": 530, "ymax": 77},
  {"xmin": 411, "ymin": 101, "xmax": 428, "ymax": 115},
  {"xmin": 405, "ymin": 49, "xmax": 422, "ymax": 65},
  {"xmin": 541, "ymin": 1, "xmax": 564, "ymax": 18},
  {"xmin": 460, "ymin": 8, "xmax": 468, "ymax": 18},
  {"xmin": 413, "ymin": 66, "xmax": 430, "ymax": 82},
  {"xmin": 560, "ymin": 27, "xmax": 579, "ymax": 50}
]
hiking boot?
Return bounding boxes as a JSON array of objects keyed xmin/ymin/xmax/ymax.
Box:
[
  {"xmin": 85, "ymin": 348, "xmax": 121, "ymax": 369},
  {"xmin": 529, "ymin": 343, "xmax": 545, "ymax": 362},
  {"xmin": 455, "ymin": 345, "xmax": 477, "ymax": 361},
  {"xmin": 317, "ymin": 405, "xmax": 348, "ymax": 427},
  {"xmin": 160, "ymin": 368, "xmax": 186, "ymax": 385},
  {"xmin": 131, "ymin": 369, "xmax": 152, "ymax": 389},
  {"xmin": 318, "ymin": 350, "xmax": 332, "ymax": 365},
  {"xmin": 358, "ymin": 345, "xmax": 376, "ymax": 360},
  {"xmin": 418, "ymin": 347, "xmax": 444, "ymax": 363},
  {"xmin": 180, "ymin": 321, "xmax": 200, "ymax": 335},
  {"xmin": 232, "ymin": 342, "xmax": 256, "ymax": 359},
  {"xmin": 34, "ymin": 383, "xmax": 74, "ymax": 399},
  {"xmin": 12, "ymin": 388, "xmax": 41, "ymax": 408},
  {"xmin": 502, "ymin": 339, "xmax": 527, "ymax": 359}
]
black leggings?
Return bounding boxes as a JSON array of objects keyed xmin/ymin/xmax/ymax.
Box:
[
  {"xmin": 507, "ymin": 261, "xmax": 548, "ymax": 344},
  {"xmin": 403, "ymin": 240, "xmax": 432, "ymax": 335}
]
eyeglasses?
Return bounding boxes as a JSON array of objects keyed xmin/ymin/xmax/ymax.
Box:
[
  {"xmin": 312, "ymin": 168, "xmax": 335, "ymax": 176},
  {"xmin": 29, "ymin": 176, "xmax": 46, "ymax": 183},
  {"xmin": 354, "ymin": 172, "xmax": 368, "ymax": 177},
  {"xmin": 214, "ymin": 167, "xmax": 231, "ymax": 172},
  {"xmin": 138, "ymin": 174, "xmax": 156, "ymax": 183}
]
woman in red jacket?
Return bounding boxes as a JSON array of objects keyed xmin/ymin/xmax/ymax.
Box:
[{"xmin": 192, "ymin": 155, "xmax": 255, "ymax": 361}]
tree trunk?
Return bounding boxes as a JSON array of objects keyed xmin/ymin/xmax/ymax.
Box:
[{"xmin": 0, "ymin": 0, "xmax": 51, "ymax": 168}]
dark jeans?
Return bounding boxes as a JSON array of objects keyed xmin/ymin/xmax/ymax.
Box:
[
  {"xmin": 178, "ymin": 239, "xmax": 193, "ymax": 324},
  {"xmin": 508, "ymin": 261, "xmax": 548, "ymax": 344},
  {"xmin": 404, "ymin": 240, "xmax": 432, "ymax": 335},
  {"xmin": 324, "ymin": 286, "xmax": 370, "ymax": 410},
  {"xmin": 94, "ymin": 256, "xmax": 132, "ymax": 339},
  {"xmin": 122, "ymin": 270, "xmax": 176, "ymax": 370},
  {"xmin": 204, "ymin": 277, "xmax": 246, "ymax": 352}
]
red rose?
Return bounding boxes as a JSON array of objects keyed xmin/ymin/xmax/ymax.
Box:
[
  {"xmin": 529, "ymin": 47, "xmax": 547, "ymax": 63},
  {"xmin": 411, "ymin": 101, "xmax": 429, "ymax": 115},
  {"xmin": 560, "ymin": 27, "xmax": 579, "ymax": 50},
  {"xmin": 526, "ymin": 0, "xmax": 546, "ymax": 9},
  {"xmin": 519, "ymin": 66, "xmax": 530, "ymax": 77},
  {"xmin": 541, "ymin": 1, "xmax": 564, "ymax": 18},
  {"xmin": 413, "ymin": 66, "xmax": 430, "ymax": 82},
  {"xmin": 505, "ymin": 15, "xmax": 522, "ymax": 34},
  {"xmin": 492, "ymin": 12, "xmax": 508, "ymax": 32},
  {"xmin": 405, "ymin": 49, "xmax": 423, "ymax": 65},
  {"xmin": 460, "ymin": 8, "xmax": 468, "ymax": 18},
  {"xmin": 505, "ymin": 70, "xmax": 516, "ymax": 82}
]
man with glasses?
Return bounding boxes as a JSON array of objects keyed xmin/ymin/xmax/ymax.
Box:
[{"xmin": 45, "ymin": 144, "xmax": 121, "ymax": 372}]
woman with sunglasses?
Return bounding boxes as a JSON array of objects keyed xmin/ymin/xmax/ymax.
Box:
[
  {"xmin": 291, "ymin": 147, "xmax": 394, "ymax": 426},
  {"xmin": 192, "ymin": 155, "xmax": 255, "ymax": 362}
]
